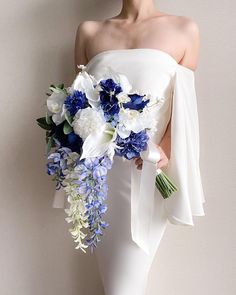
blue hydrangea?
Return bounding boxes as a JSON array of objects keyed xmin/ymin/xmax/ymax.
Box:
[
  {"xmin": 99, "ymin": 79, "xmax": 122, "ymax": 123},
  {"xmin": 123, "ymin": 93, "xmax": 150, "ymax": 111},
  {"xmin": 115, "ymin": 130, "xmax": 149, "ymax": 159},
  {"xmin": 64, "ymin": 90, "xmax": 88, "ymax": 116}
]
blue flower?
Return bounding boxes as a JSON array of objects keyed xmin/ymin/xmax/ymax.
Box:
[
  {"xmin": 93, "ymin": 165, "xmax": 108, "ymax": 180},
  {"xmin": 71, "ymin": 155, "xmax": 113, "ymax": 252},
  {"xmin": 99, "ymin": 79, "xmax": 122, "ymax": 122},
  {"xmin": 64, "ymin": 90, "xmax": 88, "ymax": 116},
  {"xmin": 47, "ymin": 162, "xmax": 59, "ymax": 175},
  {"xmin": 46, "ymin": 145, "xmax": 75, "ymax": 189},
  {"xmin": 123, "ymin": 94, "xmax": 150, "ymax": 111},
  {"xmin": 66, "ymin": 132, "xmax": 83, "ymax": 153},
  {"xmin": 115, "ymin": 130, "xmax": 149, "ymax": 159},
  {"xmin": 53, "ymin": 123, "xmax": 83, "ymax": 153}
]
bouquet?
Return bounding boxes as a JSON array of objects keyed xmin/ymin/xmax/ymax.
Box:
[{"xmin": 36, "ymin": 65, "xmax": 178, "ymax": 253}]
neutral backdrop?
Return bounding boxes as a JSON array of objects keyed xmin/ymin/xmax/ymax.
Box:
[{"xmin": 0, "ymin": 0, "xmax": 235, "ymax": 294}]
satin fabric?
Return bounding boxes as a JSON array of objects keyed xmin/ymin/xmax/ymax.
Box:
[{"xmin": 52, "ymin": 48, "xmax": 205, "ymax": 295}]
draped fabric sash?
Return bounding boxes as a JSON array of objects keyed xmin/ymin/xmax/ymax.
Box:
[{"xmin": 130, "ymin": 140, "xmax": 161, "ymax": 255}]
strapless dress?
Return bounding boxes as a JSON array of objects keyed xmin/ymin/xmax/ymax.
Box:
[{"xmin": 52, "ymin": 48, "xmax": 205, "ymax": 295}]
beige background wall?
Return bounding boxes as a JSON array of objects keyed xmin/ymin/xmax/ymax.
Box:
[{"xmin": 0, "ymin": 0, "xmax": 235, "ymax": 294}]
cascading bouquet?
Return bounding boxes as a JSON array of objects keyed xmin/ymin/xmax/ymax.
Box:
[{"xmin": 36, "ymin": 65, "xmax": 178, "ymax": 253}]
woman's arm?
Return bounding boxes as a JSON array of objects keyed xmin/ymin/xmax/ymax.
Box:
[{"xmin": 74, "ymin": 22, "xmax": 89, "ymax": 74}]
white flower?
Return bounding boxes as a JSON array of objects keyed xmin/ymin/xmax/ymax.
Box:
[
  {"xmin": 97, "ymin": 66, "xmax": 133, "ymax": 93},
  {"xmin": 72, "ymin": 107, "xmax": 106, "ymax": 141},
  {"xmin": 80, "ymin": 123, "xmax": 118, "ymax": 160},
  {"xmin": 47, "ymin": 91, "xmax": 67, "ymax": 125},
  {"xmin": 116, "ymin": 92, "xmax": 131, "ymax": 103},
  {"xmin": 117, "ymin": 106, "xmax": 158, "ymax": 136},
  {"xmin": 70, "ymin": 70, "xmax": 99, "ymax": 108}
]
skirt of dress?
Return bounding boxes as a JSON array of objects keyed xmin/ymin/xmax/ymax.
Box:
[{"xmin": 94, "ymin": 155, "xmax": 168, "ymax": 295}]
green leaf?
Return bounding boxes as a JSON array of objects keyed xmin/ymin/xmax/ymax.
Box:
[
  {"xmin": 46, "ymin": 136, "xmax": 54, "ymax": 154},
  {"xmin": 50, "ymin": 86, "xmax": 64, "ymax": 94},
  {"xmin": 65, "ymin": 112, "xmax": 73, "ymax": 126},
  {"xmin": 36, "ymin": 116, "xmax": 53, "ymax": 130},
  {"xmin": 58, "ymin": 83, "xmax": 64, "ymax": 89},
  {"xmin": 37, "ymin": 122, "xmax": 52, "ymax": 130},
  {"xmin": 46, "ymin": 112, "xmax": 52, "ymax": 124},
  {"xmin": 36, "ymin": 117, "xmax": 47, "ymax": 125},
  {"xmin": 63, "ymin": 121, "xmax": 73, "ymax": 135}
]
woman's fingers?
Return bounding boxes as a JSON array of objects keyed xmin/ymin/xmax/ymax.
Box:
[
  {"xmin": 137, "ymin": 163, "xmax": 143, "ymax": 170},
  {"xmin": 134, "ymin": 148, "xmax": 169, "ymax": 170},
  {"xmin": 156, "ymin": 158, "xmax": 168, "ymax": 169},
  {"xmin": 134, "ymin": 157, "xmax": 142, "ymax": 165}
]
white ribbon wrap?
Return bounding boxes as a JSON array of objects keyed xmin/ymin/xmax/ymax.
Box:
[{"xmin": 131, "ymin": 140, "xmax": 161, "ymax": 254}]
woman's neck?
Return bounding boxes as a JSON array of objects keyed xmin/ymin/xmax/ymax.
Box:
[{"xmin": 119, "ymin": 0, "xmax": 157, "ymax": 22}]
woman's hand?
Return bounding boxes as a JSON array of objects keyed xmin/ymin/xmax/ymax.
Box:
[{"xmin": 134, "ymin": 145, "xmax": 169, "ymax": 170}]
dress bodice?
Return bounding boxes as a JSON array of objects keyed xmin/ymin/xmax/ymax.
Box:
[{"xmin": 85, "ymin": 48, "xmax": 193, "ymax": 144}]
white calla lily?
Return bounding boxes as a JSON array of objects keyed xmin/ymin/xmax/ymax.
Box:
[{"xmin": 80, "ymin": 123, "xmax": 117, "ymax": 160}]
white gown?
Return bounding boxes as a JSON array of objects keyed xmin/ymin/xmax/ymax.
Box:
[{"xmin": 52, "ymin": 48, "xmax": 206, "ymax": 295}]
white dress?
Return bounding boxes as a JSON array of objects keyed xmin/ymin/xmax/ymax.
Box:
[{"xmin": 52, "ymin": 48, "xmax": 206, "ymax": 295}]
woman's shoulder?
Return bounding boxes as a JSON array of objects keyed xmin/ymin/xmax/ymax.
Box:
[{"xmin": 76, "ymin": 20, "xmax": 103, "ymax": 39}]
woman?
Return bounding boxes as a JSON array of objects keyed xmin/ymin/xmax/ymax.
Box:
[
  {"xmin": 54, "ymin": 1, "xmax": 205, "ymax": 294},
  {"xmin": 74, "ymin": 0, "xmax": 200, "ymax": 171}
]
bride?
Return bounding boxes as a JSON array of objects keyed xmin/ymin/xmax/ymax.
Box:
[
  {"xmin": 60, "ymin": 0, "xmax": 205, "ymax": 294},
  {"xmin": 74, "ymin": 0, "xmax": 200, "ymax": 170}
]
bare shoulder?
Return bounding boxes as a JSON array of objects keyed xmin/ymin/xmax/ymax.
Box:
[
  {"xmin": 74, "ymin": 20, "xmax": 102, "ymax": 72},
  {"xmin": 175, "ymin": 15, "xmax": 200, "ymax": 70},
  {"xmin": 75, "ymin": 20, "xmax": 102, "ymax": 44},
  {"xmin": 178, "ymin": 15, "xmax": 200, "ymax": 39}
]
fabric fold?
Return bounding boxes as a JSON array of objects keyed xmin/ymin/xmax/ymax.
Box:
[
  {"xmin": 164, "ymin": 66, "xmax": 205, "ymax": 225},
  {"xmin": 130, "ymin": 140, "xmax": 161, "ymax": 254}
]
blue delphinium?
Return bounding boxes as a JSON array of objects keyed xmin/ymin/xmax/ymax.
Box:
[
  {"xmin": 115, "ymin": 130, "xmax": 149, "ymax": 159},
  {"xmin": 99, "ymin": 79, "xmax": 122, "ymax": 123},
  {"xmin": 64, "ymin": 90, "xmax": 88, "ymax": 116},
  {"xmin": 123, "ymin": 93, "xmax": 150, "ymax": 111}
]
